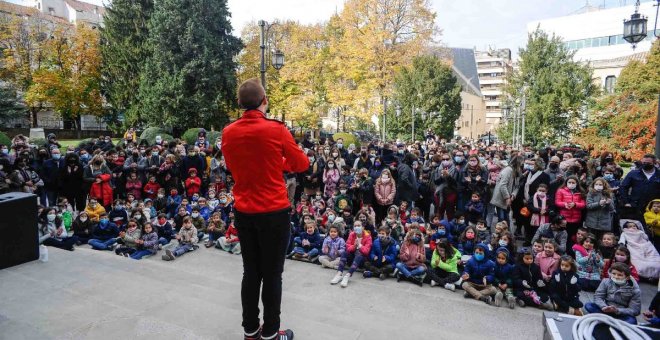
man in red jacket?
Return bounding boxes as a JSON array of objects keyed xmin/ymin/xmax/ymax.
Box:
[{"xmin": 222, "ymin": 78, "xmax": 309, "ymax": 340}]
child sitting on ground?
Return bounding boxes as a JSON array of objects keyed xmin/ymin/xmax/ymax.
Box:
[
  {"xmin": 363, "ymin": 226, "xmax": 398, "ymax": 280},
  {"xmin": 532, "ymin": 239, "xmax": 544, "ymax": 258},
  {"xmin": 329, "ymin": 220, "xmax": 371, "ymax": 288},
  {"xmin": 475, "ymin": 219, "xmax": 491, "ymax": 245},
  {"xmin": 428, "ymin": 239, "xmax": 462, "ymax": 291},
  {"xmin": 216, "ymin": 220, "xmax": 240, "ymax": 254},
  {"xmin": 599, "ymin": 232, "xmax": 617, "ymax": 269},
  {"xmin": 493, "ymin": 247, "xmax": 516, "ymax": 309},
  {"xmin": 88, "ymin": 213, "xmax": 119, "ymax": 251},
  {"xmin": 461, "ymin": 243, "xmax": 497, "ymax": 305},
  {"xmin": 115, "ymin": 219, "xmax": 142, "ymax": 256},
  {"xmin": 514, "ymin": 248, "xmax": 553, "ymax": 310},
  {"xmin": 319, "ymin": 225, "xmax": 346, "ymax": 270},
  {"xmin": 585, "ymin": 262, "xmax": 642, "ymax": 325},
  {"xmin": 153, "ymin": 213, "xmax": 175, "ymax": 246},
  {"xmin": 404, "ymin": 207, "xmax": 425, "ymax": 233},
  {"xmin": 130, "ymin": 222, "xmax": 159, "ymax": 260},
  {"xmin": 602, "ymin": 245, "xmax": 640, "ymax": 282},
  {"xmin": 291, "ymin": 221, "xmax": 322, "ymax": 261},
  {"xmin": 573, "ymin": 233, "xmax": 604, "ymax": 291},
  {"xmin": 84, "ymin": 198, "xmax": 105, "ymax": 223},
  {"xmin": 536, "ymin": 240, "xmax": 560, "ymax": 283},
  {"xmin": 549, "ymin": 255, "xmax": 583, "ymax": 316},
  {"xmin": 395, "ymin": 229, "xmax": 427, "ymax": 287},
  {"xmin": 162, "ymin": 216, "xmax": 198, "ymax": 260},
  {"xmin": 458, "ymin": 225, "xmax": 478, "ymax": 261},
  {"xmin": 205, "ymin": 214, "xmax": 226, "ymax": 248}
]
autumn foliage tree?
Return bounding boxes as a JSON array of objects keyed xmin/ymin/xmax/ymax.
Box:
[{"xmin": 576, "ymin": 40, "xmax": 659, "ymax": 160}]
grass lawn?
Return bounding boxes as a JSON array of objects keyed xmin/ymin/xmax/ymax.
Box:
[{"xmin": 59, "ymin": 140, "xmax": 85, "ymax": 148}]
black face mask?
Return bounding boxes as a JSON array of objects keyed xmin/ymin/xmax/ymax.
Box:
[
  {"xmin": 642, "ymin": 163, "xmax": 655, "ymax": 171},
  {"xmin": 549, "ymin": 163, "xmax": 558, "ymax": 170}
]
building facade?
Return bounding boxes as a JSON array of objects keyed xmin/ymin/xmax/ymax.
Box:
[
  {"xmin": 450, "ymin": 48, "xmax": 487, "ymax": 140},
  {"xmin": 528, "ymin": 1, "xmax": 658, "ymax": 93},
  {"xmin": 474, "ymin": 48, "xmax": 512, "ymax": 132},
  {"xmin": 31, "ymin": 0, "xmax": 104, "ymax": 27}
]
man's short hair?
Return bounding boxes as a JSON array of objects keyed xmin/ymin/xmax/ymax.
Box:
[{"xmin": 238, "ymin": 78, "xmax": 265, "ymax": 110}]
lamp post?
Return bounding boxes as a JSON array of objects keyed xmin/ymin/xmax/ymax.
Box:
[
  {"xmin": 259, "ymin": 20, "xmax": 284, "ymax": 101},
  {"xmin": 622, "ymin": 0, "xmax": 660, "ymax": 158},
  {"xmin": 502, "ymin": 105, "xmax": 511, "ymax": 145}
]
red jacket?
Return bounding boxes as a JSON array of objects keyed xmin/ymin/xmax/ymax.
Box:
[
  {"xmin": 143, "ymin": 181, "xmax": 161, "ymax": 200},
  {"xmin": 554, "ymin": 187, "xmax": 586, "ymax": 223},
  {"xmin": 125, "ymin": 179, "xmax": 143, "ymax": 200},
  {"xmin": 222, "ymin": 110, "xmax": 309, "ymax": 214},
  {"xmin": 346, "ymin": 231, "xmax": 372, "ymax": 256},
  {"xmin": 185, "ymin": 176, "xmax": 201, "ymax": 197},
  {"xmin": 89, "ymin": 174, "xmax": 113, "ymax": 207},
  {"xmin": 224, "ymin": 224, "xmax": 239, "ymax": 243}
]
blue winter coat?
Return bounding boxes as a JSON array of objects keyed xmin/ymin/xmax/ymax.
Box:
[
  {"xmin": 154, "ymin": 221, "xmax": 174, "ymax": 242},
  {"xmin": 298, "ymin": 231, "xmax": 322, "ymax": 251},
  {"xmin": 92, "ymin": 221, "xmax": 119, "ymax": 241},
  {"xmin": 462, "ymin": 243, "xmax": 495, "ymax": 284},
  {"xmin": 458, "ymin": 239, "xmax": 477, "ymax": 255},
  {"xmin": 494, "ymin": 262, "xmax": 516, "ymax": 286},
  {"xmin": 369, "ymin": 237, "xmax": 399, "ymax": 267},
  {"xmin": 41, "ymin": 158, "xmax": 63, "ymax": 189}
]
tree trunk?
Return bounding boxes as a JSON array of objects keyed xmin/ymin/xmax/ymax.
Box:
[{"xmin": 30, "ymin": 109, "xmax": 38, "ymax": 128}]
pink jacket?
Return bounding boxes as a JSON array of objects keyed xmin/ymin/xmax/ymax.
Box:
[
  {"xmin": 399, "ymin": 241, "xmax": 427, "ymax": 269},
  {"xmin": 487, "ymin": 161, "xmax": 502, "ymax": 185},
  {"xmin": 554, "ymin": 187, "xmax": 586, "ymax": 223},
  {"xmin": 535, "ymin": 251, "xmax": 560, "ymax": 281},
  {"xmin": 346, "ymin": 231, "xmax": 372, "ymax": 256},
  {"xmin": 374, "ymin": 180, "xmax": 396, "ymax": 205}
]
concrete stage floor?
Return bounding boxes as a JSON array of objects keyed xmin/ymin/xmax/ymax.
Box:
[{"xmin": 0, "ymin": 246, "xmax": 657, "ymax": 340}]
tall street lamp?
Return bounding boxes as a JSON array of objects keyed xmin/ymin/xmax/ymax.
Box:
[
  {"xmin": 622, "ymin": 0, "xmax": 660, "ymax": 158},
  {"xmin": 259, "ymin": 20, "xmax": 285, "ymax": 95}
]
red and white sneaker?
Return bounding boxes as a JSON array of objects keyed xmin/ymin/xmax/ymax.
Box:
[{"xmin": 261, "ymin": 329, "xmax": 294, "ymax": 340}]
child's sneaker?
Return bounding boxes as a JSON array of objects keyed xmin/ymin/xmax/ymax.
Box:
[
  {"xmin": 444, "ymin": 283, "xmax": 456, "ymax": 292},
  {"xmin": 261, "ymin": 329, "xmax": 294, "ymax": 340},
  {"xmin": 309, "ymin": 255, "xmax": 319, "ymax": 263},
  {"xmin": 161, "ymin": 249, "xmax": 175, "ymax": 261},
  {"xmin": 517, "ymin": 299, "xmax": 526, "ymax": 308},
  {"xmin": 340, "ymin": 273, "xmax": 350, "ymax": 288},
  {"xmin": 430, "ymin": 280, "xmax": 438, "ymax": 287},
  {"xmin": 292, "ymin": 253, "xmax": 302, "ymax": 260},
  {"xmin": 494, "ymin": 292, "xmax": 503, "ymax": 307},
  {"xmin": 463, "ymin": 291, "xmax": 472, "ymax": 299},
  {"xmin": 362, "ymin": 271, "xmax": 372, "ymax": 278},
  {"xmin": 507, "ymin": 296, "xmax": 516, "ymax": 309},
  {"xmin": 330, "ymin": 272, "xmax": 343, "ymax": 285},
  {"xmin": 205, "ymin": 241, "xmax": 214, "ymax": 248},
  {"xmin": 479, "ymin": 296, "xmax": 493, "ymax": 305},
  {"xmin": 379, "ymin": 273, "xmax": 387, "ymax": 280}
]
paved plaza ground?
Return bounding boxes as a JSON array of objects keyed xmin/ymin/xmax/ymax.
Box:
[{"xmin": 0, "ymin": 246, "xmax": 657, "ymax": 340}]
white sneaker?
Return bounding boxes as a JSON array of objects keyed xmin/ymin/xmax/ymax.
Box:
[
  {"xmin": 430, "ymin": 280, "xmax": 438, "ymax": 287},
  {"xmin": 444, "ymin": 283, "xmax": 456, "ymax": 291},
  {"xmin": 330, "ymin": 272, "xmax": 343, "ymax": 285},
  {"xmin": 340, "ymin": 273, "xmax": 351, "ymax": 288}
]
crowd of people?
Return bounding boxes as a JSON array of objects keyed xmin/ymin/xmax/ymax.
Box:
[{"xmin": 0, "ymin": 128, "xmax": 659, "ymax": 326}]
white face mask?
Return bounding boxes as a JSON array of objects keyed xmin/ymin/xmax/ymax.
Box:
[
  {"xmin": 382, "ymin": 175, "xmax": 389, "ymax": 180},
  {"xmin": 328, "ymin": 164, "xmax": 334, "ymax": 169},
  {"xmin": 567, "ymin": 183, "xmax": 577, "ymax": 190},
  {"xmin": 191, "ymin": 213, "xmax": 199, "ymax": 218},
  {"xmin": 611, "ymin": 277, "xmax": 626, "ymax": 285},
  {"xmin": 79, "ymin": 217, "xmax": 88, "ymax": 222},
  {"xmin": 332, "ymin": 153, "xmax": 338, "ymax": 158},
  {"xmin": 594, "ymin": 185, "xmax": 603, "ymax": 191},
  {"xmin": 135, "ymin": 214, "xmax": 142, "ymax": 219},
  {"xmin": 340, "ymin": 189, "xmax": 347, "ymax": 194}
]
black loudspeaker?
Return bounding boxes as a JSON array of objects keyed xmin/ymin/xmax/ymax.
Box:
[{"xmin": 0, "ymin": 192, "xmax": 38, "ymax": 269}]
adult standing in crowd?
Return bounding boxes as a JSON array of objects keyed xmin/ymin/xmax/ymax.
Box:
[
  {"xmin": 620, "ymin": 154, "xmax": 660, "ymax": 220},
  {"xmin": 222, "ymin": 78, "xmax": 309, "ymax": 340},
  {"xmin": 490, "ymin": 154, "xmax": 524, "ymax": 229}
]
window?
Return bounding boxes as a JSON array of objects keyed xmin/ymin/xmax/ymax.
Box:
[
  {"xmin": 48, "ymin": 7, "xmax": 54, "ymax": 15},
  {"xmin": 37, "ymin": 2, "xmax": 40, "ymax": 9},
  {"xmin": 604, "ymin": 76, "xmax": 616, "ymax": 94},
  {"xmin": 608, "ymin": 35, "xmax": 616, "ymax": 46}
]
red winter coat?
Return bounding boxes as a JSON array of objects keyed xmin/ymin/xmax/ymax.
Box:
[
  {"xmin": 89, "ymin": 174, "xmax": 113, "ymax": 207},
  {"xmin": 143, "ymin": 181, "xmax": 161, "ymax": 200},
  {"xmin": 346, "ymin": 231, "xmax": 372, "ymax": 256},
  {"xmin": 185, "ymin": 176, "xmax": 201, "ymax": 197},
  {"xmin": 554, "ymin": 187, "xmax": 586, "ymax": 223}
]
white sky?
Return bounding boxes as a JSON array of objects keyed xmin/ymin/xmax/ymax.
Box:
[{"xmin": 11, "ymin": 0, "xmax": 652, "ymax": 58}]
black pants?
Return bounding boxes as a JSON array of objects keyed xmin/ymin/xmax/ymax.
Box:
[
  {"xmin": 235, "ymin": 209, "xmax": 291, "ymax": 337},
  {"xmin": 363, "ymin": 260, "xmax": 394, "ymax": 276},
  {"xmin": 425, "ymin": 268, "xmax": 460, "ymax": 286}
]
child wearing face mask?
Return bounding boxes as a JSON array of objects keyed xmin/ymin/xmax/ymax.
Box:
[
  {"xmin": 493, "ymin": 248, "xmax": 517, "ymax": 309},
  {"xmin": 461, "ymin": 243, "xmax": 497, "ymax": 305},
  {"xmin": 115, "ymin": 219, "xmax": 142, "ymax": 257},
  {"xmin": 585, "ymin": 263, "xmax": 642, "ymax": 324},
  {"xmin": 491, "ymin": 232, "xmax": 516, "ymax": 264},
  {"xmin": 602, "ymin": 245, "xmax": 639, "ymax": 281},
  {"xmin": 555, "ymin": 176, "xmax": 586, "ymax": 241},
  {"xmin": 529, "ymin": 184, "xmax": 550, "ymax": 231},
  {"xmin": 404, "ymin": 207, "xmax": 425, "ymax": 233},
  {"xmin": 206, "ymin": 188, "xmax": 219, "ymax": 210},
  {"xmin": 71, "ymin": 211, "xmax": 93, "ymax": 244},
  {"xmin": 153, "ymin": 213, "xmax": 175, "ymax": 246},
  {"xmin": 464, "ymin": 192, "xmax": 484, "ymax": 225},
  {"xmin": 585, "ymin": 178, "xmax": 615, "ymax": 239},
  {"xmin": 475, "ymin": 219, "xmax": 490, "ymax": 245},
  {"xmin": 363, "ymin": 226, "xmax": 399, "ymax": 279},
  {"xmin": 599, "ymin": 232, "xmax": 617, "ymax": 269},
  {"xmin": 450, "ymin": 212, "xmax": 467, "ymax": 240},
  {"xmin": 514, "ymin": 248, "xmax": 554, "ymax": 310},
  {"xmin": 88, "ymin": 213, "xmax": 119, "ymax": 251},
  {"xmin": 190, "ymin": 206, "xmax": 206, "ymax": 242},
  {"xmin": 323, "ymin": 160, "xmax": 340, "ymax": 198},
  {"xmin": 573, "ymin": 233, "xmax": 604, "ymax": 291},
  {"xmin": 382, "ymin": 205, "xmax": 404, "ymax": 242},
  {"xmin": 549, "ymin": 256, "xmax": 583, "ymax": 316},
  {"xmin": 319, "ymin": 225, "xmax": 346, "ymax": 270},
  {"xmin": 329, "ymin": 221, "xmax": 371, "ymax": 288},
  {"xmin": 291, "ymin": 222, "xmax": 322, "ymax": 261},
  {"xmin": 395, "ymin": 229, "xmax": 427, "ymax": 286},
  {"xmin": 84, "ymin": 198, "xmax": 106, "ymax": 223}
]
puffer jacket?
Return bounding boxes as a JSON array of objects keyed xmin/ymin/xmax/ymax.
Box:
[
  {"xmin": 140, "ymin": 231, "xmax": 160, "ymax": 252},
  {"xmin": 298, "ymin": 230, "xmax": 322, "ymax": 251},
  {"xmin": 374, "ymin": 179, "xmax": 396, "ymax": 206},
  {"xmin": 644, "ymin": 199, "xmax": 660, "ymax": 237},
  {"xmin": 549, "ymin": 269, "xmax": 581, "ymax": 301},
  {"xmin": 535, "ymin": 251, "xmax": 560, "ymax": 281},
  {"xmin": 594, "ymin": 278, "xmax": 642, "ymax": 317},
  {"xmin": 431, "ymin": 246, "xmax": 461, "ymax": 274},
  {"xmin": 120, "ymin": 226, "xmax": 142, "ymax": 249},
  {"xmin": 399, "ymin": 229, "xmax": 427, "ymax": 269},
  {"xmin": 178, "ymin": 225, "xmax": 198, "ymax": 244},
  {"xmin": 346, "ymin": 230, "xmax": 372, "ymax": 256},
  {"xmin": 585, "ymin": 191, "xmax": 615, "ymax": 231},
  {"xmin": 514, "ymin": 262, "xmax": 544, "ymax": 293},
  {"xmin": 575, "ymin": 248, "xmax": 604, "ymax": 281},
  {"xmin": 554, "ymin": 187, "xmax": 586, "ymax": 223},
  {"xmin": 370, "ymin": 236, "xmax": 399, "ymax": 266},
  {"xmin": 321, "ymin": 236, "xmax": 346, "ymax": 260},
  {"xmin": 89, "ymin": 173, "xmax": 113, "ymax": 207},
  {"xmin": 462, "ymin": 243, "xmax": 495, "ymax": 284}
]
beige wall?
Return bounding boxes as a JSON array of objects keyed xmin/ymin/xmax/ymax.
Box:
[{"xmin": 455, "ymin": 91, "xmax": 486, "ymax": 140}]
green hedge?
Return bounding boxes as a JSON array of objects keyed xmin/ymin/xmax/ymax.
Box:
[
  {"xmin": 182, "ymin": 128, "xmax": 221, "ymax": 146},
  {"xmin": 333, "ymin": 132, "xmax": 360, "ymax": 148},
  {"xmin": 140, "ymin": 127, "xmax": 169, "ymax": 144},
  {"xmin": 0, "ymin": 131, "xmax": 10, "ymax": 146}
]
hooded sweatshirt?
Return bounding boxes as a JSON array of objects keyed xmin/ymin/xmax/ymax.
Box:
[
  {"xmin": 462, "ymin": 243, "xmax": 495, "ymax": 284},
  {"xmin": 644, "ymin": 199, "xmax": 660, "ymax": 237}
]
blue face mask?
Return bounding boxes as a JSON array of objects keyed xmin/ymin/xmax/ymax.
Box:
[
  {"xmin": 1, "ymin": 148, "xmax": 8, "ymax": 155},
  {"xmin": 436, "ymin": 230, "xmax": 445, "ymax": 236},
  {"xmin": 81, "ymin": 154, "xmax": 90, "ymax": 160},
  {"xmin": 454, "ymin": 156, "xmax": 463, "ymax": 163},
  {"xmin": 474, "ymin": 253, "xmax": 485, "ymax": 261},
  {"xmin": 353, "ymin": 226, "xmax": 363, "ymax": 234},
  {"xmin": 412, "ymin": 236, "xmax": 421, "ymax": 243},
  {"xmin": 604, "ymin": 174, "xmax": 614, "ymax": 181},
  {"xmin": 52, "ymin": 154, "xmax": 61, "ymax": 160},
  {"xmin": 99, "ymin": 218, "xmax": 109, "ymax": 226},
  {"xmin": 499, "ymin": 240, "xmax": 508, "ymax": 247}
]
